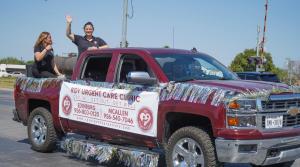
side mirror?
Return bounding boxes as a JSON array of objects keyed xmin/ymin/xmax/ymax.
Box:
[{"xmin": 127, "ymin": 71, "xmax": 157, "ymax": 85}]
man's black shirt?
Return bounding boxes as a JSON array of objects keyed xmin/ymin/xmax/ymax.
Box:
[
  {"xmin": 34, "ymin": 45, "xmax": 55, "ymax": 74},
  {"xmin": 73, "ymin": 35, "xmax": 107, "ymax": 57}
]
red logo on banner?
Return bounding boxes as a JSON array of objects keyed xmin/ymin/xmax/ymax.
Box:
[
  {"xmin": 62, "ymin": 95, "xmax": 72, "ymax": 115},
  {"xmin": 137, "ymin": 107, "xmax": 153, "ymax": 131}
]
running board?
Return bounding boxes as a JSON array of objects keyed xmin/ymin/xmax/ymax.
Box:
[{"xmin": 59, "ymin": 134, "xmax": 163, "ymax": 167}]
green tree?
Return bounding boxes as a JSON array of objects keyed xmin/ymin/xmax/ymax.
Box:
[
  {"xmin": 0, "ymin": 57, "xmax": 25, "ymax": 65},
  {"xmin": 229, "ymin": 49, "xmax": 276, "ymax": 72},
  {"xmin": 272, "ymin": 67, "xmax": 288, "ymax": 83},
  {"xmin": 229, "ymin": 49, "xmax": 288, "ymax": 83}
]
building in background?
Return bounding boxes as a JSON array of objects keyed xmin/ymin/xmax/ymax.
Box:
[{"xmin": 0, "ymin": 64, "xmax": 26, "ymax": 73}]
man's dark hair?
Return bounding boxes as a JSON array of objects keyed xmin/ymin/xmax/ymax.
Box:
[{"xmin": 83, "ymin": 22, "xmax": 94, "ymax": 30}]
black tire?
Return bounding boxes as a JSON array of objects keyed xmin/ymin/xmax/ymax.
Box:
[
  {"xmin": 166, "ymin": 126, "xmax": 220, "ymax": 167},
  {"xmin": 27, "ymin": 107, "xmax": 58, "ymax": 152},
  {"xmin": 252, "ymin": 160, "xmax": 295, "ymax": 167}
]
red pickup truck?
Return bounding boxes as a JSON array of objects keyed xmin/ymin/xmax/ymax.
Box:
[{"xmin": 13, "ymin": 48, "xmax": 300, "ymax": 167}]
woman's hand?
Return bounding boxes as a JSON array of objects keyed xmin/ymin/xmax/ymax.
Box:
[
  {"xmin": 66, "ymin": 15, "xmax": 72, "ymax": 23},
  {"xmin": 98, "ymin": 45, "xmax": 109, "ymax": 49},
  {"xmin": 45, "ymin": 45, "xmax": 52, "ymax": 51},
  {"xmin": 35, "ymin": 45, "xmax": 51, "ymax": 61},
  {"xmin": 87, "ymin": 46, "xmax": 98, "ymax": 50}
]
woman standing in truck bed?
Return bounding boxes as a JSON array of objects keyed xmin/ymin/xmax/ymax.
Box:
[{"xmin": 65, "ymin": 15, "xmax": 108, "ymax": 58}]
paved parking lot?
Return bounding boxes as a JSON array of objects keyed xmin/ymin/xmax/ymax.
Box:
[
  {"xmin": 0, "ymin": 88, "xmax": 299, "ymax": 167},
  {"xmin": 0, "ymin": 89, "xmax": 101, "ymax": 167}
]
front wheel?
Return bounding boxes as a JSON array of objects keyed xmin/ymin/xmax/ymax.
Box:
[
  {"xmin": 166, "ymin": 126, "xmax": 219, "ymax": 167},
  {"xmin": 27, "ymin": 107, "xmax": 58, "ymax": 152}
]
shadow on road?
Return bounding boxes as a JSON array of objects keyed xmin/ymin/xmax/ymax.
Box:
[{"xmin": 17, "ymin": 138, "xmax": 29, "ymax": 144}]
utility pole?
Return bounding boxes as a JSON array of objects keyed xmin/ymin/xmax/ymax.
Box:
[
  {"xmin": 256, "ymin": 25, "xmax": 261, "ymax": 72},
  {"xmin": 259, "ymin": 0, "xmax": 268, "ymax": 71},
  {"xmin": 121, "ymin": 0, "xmax": 128, "ymax": 48}
]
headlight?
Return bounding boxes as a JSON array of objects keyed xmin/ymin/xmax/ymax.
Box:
[
  {"xmin": 227, "ymin": 115, "xmax": 256, "ymax": 128},
  {"xmin": 227, "ymin": 99, "xmax": 257, "ymax": 112},
  {"xmin": 226, "ymin": 99, "xmax": 258, "ymax": 128}
]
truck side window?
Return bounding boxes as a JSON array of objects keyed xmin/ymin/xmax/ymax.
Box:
[
  {"xmin": 80, "ymin": 54, "xmax": 112, "ymax": 82},
  {"xmin": 117, "ymin": 54, "xmax": 154, "ymax": 83}
]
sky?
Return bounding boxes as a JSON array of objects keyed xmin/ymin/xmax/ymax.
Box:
[{"xmin": 0, "ymin": 0, "xmax": 299, "ymax": 68}]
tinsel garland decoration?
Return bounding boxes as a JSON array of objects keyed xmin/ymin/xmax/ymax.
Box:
[
  {"xmin": 16, "ymin": 77, "xmax": 63, "ymax": 92},
  {"xmin": 60, "ymin": 137, "xmax": 159, "ymax": 167},
  {"xmin": 228, "ymin": 86, "xmax": 300, "ymax": 102},
  {"xmin": 159, "ymin": 82, "xmax": 231, "ymax": 106},
  {"xmin": 16, "ymin": 77, "xmax": 300, "ymax": 106}
]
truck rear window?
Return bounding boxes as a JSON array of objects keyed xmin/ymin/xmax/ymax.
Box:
[{"xmin": 81, "ymin": 55, "xmax": 112, "ymax": 82}]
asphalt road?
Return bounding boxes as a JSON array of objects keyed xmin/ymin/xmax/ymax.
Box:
[
  {"xmin": 0, "ymin": 89, "xmax": 100, "ymax": 167},
  {"xmin": 0, "ymin": 88, "xmax": 299, "ymax": 167}
]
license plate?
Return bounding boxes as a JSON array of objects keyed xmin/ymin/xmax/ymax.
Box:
[{"xmin": 265, "ymin": 115, "xmax": 283, "ymax": 129}]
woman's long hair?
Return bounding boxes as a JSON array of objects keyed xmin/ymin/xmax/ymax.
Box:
[{"xmin": 34, "ymin": 32, "xmax": 51, "ymax": 48}]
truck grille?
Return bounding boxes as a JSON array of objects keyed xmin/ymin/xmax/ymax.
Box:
[
  {"xmin": 262, "ymin": 100, "xmax": 300, "ymax": 111},
  {"xmin": 261, "ymin": 99, "xmax": 300, "ymax": 128}
]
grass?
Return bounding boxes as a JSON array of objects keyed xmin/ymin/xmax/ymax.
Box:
[{"xmin": 0, "ymin": 77, "xmax": 16, "ymax": 89}]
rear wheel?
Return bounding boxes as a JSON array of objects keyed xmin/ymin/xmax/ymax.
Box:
[
  {"xmin": 166, "ymin": 126, "xmax": 220, "ymax": 167},
  {"xmin": 27, "ymin": 107, "xmax": 58, "ymax": 152}
]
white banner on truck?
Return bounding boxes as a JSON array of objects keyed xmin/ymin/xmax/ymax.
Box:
[{"xmin": 59, "ymin": 82, "xmax": 159, "ymax": 137}]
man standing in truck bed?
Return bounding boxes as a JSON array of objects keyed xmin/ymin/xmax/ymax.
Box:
[{"xmin": 65, "ymin": 15, "xmax": 108, "ymax": 58}]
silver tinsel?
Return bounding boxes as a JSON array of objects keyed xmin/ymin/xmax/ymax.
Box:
[
  {"xmin": 71, "ymin": 80, "xmax": 160, "ymax": 92},
  {"xmin": 159, "ymin": 82, "xmax": 300, "ymax": 106},
  {"xmin": 228, "ymin": 86, "xmax": 300, "ymax": 102},
  {"xmin": 71, "ymin": 80, "xmax": 114, "ymax": 89},
  {"xmin": 16, "ymin": 77, "xmax": 63, "ymax": 92},
  {"xmin": 16, "ymin": 77, "xmax": 300, "ymax": 107},
  {"xmin": 211, "ymin": 89, "xmax": 231, "ymax": 106},
  {"xmin": 60, "ymin": 137, "xmax": 159, "ymax": 167},
  {"xmin": 159, "ymin": 83, "xmax": 229, "ymax": 106}
]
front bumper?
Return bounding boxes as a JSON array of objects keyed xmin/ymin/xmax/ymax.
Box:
[{"xmin": 216, "ymin": 136, "xmax": 300, "ymax": 165}]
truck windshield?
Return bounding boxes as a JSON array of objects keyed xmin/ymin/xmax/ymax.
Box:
[{"xmin": 153, "ymin": 53, "xmax": 238, "ymax": 82}]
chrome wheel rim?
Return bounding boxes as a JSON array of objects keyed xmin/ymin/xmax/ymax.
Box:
[
  {"xmin": 31, "ymin": 115, "xmax": 47, "ymax": 146},
  {"xmin": 172, "ymin": 137, "xmax": 204, "ymax": 167}
]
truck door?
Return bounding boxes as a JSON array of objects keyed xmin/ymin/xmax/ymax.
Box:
[
  {"xmin": 108, "ymin": 53, "xmax": 160, "ymax": 147},
  {"xmin": 60, "ymin": 52, "xmax": 160, "ymax": 147},
  {"xmin": 64, "ymin": 53, "xmax": 115, "ymax": 134}
]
